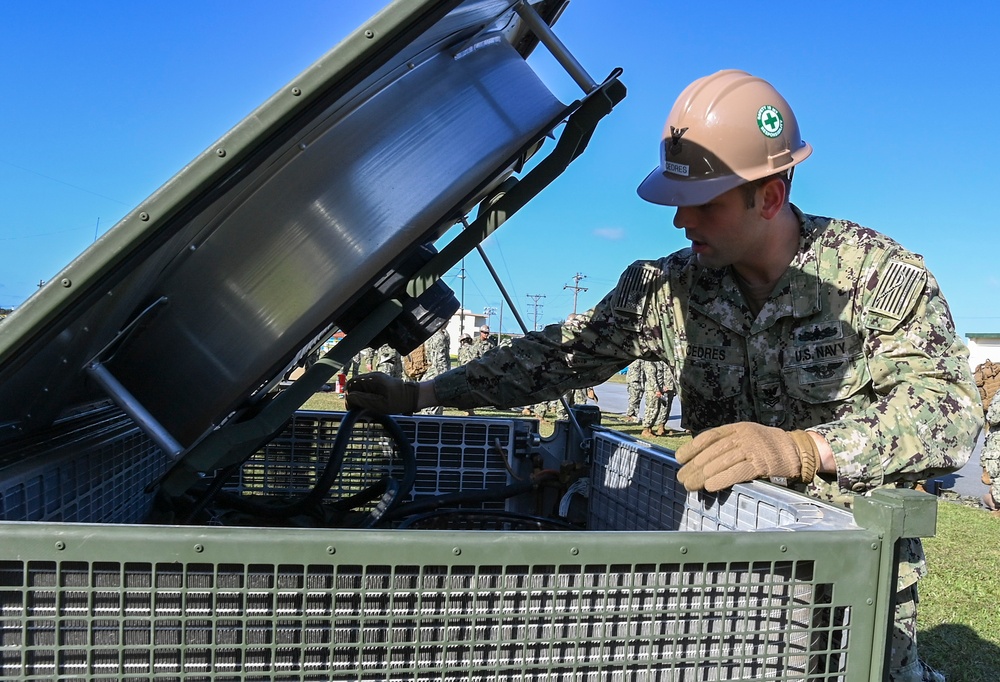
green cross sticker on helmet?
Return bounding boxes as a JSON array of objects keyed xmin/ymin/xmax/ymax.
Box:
[{"xmin": 757, "ymin": 105, "xmax": 784, "ymax": 138}]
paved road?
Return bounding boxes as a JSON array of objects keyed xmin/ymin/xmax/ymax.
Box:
[
  {"xmin": 590, "ymin": 379, "xmax": 985, "ymax": 500},
  {"xmin": 591, "ymin": 379, "xmax": 683, "ymax": 431}
]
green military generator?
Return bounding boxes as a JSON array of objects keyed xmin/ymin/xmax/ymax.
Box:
[{"xmin": 0, "ymin": 1, "xmax": 931, "ymax": 679}]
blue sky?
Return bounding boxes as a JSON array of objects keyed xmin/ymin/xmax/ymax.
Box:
[{"xmin": 2, "ymin": 1, "xmax": 998, "ymax": 340}]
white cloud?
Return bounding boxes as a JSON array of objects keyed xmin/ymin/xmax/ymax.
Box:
[{"xmin": 593, "ymin": 227, "xmax": 625, "ymax": 240}]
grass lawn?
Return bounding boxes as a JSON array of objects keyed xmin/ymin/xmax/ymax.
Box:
[
  {"xmin": 301, "ymin": 389, "xmax": 999, "ymax": 679},
  {"xmin": 918, "ymin": 500, "xmax": 1000, "ymax": 680}
]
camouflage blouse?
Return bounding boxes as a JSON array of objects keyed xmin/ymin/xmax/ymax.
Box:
[{"xmin": 435, "ymin": 206, "xmax": 982, "ymax": 584}]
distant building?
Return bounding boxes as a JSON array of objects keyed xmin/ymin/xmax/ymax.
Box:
[
  {"xmin": 445, "ymin": 309, "xmax": 486, "ymax": 355},
  {"xmin": 967, "ymin": 333, "xmax": 1000, "ymax": 370}
]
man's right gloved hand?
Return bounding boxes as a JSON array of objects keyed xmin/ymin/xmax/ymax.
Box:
[{"xmin": 344, "ymin": 372, "xmax": 420, "ymax": 414}]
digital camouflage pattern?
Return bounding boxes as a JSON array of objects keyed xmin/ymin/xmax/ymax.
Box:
[
  {"xmin": 471, "ymin": 332, "xmax": 497, "ymax": 360},
  {"xmin": 640, "ymin": 360, "xmax": 669, "ymax": 430},
  {"xmin": 435, "ymin": 206, "xmax": 982, "ymax": 586},
  {"xmin": 624, "ymin": 360, "xmax": 644, "ymax": 420},
  {"xmin": 457, "ymin": 338, "xmax": 477, "ymax": 366},
  {"xmin": 434, "ymin": 207, "xmax": 980, "ymax": 681},
  {"xmin": 982, "ymin": 390, "xmax": 1000, "ymax": 501},
  {"xmin": 374, "ymin": 343, "xmax": 402, "ymax": 379},
  {"xmin": 419, "ymin": 327, "xmax": 451, "ymax": 416}
]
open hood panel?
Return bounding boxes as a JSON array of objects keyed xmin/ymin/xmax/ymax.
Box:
[{"xmin": 0, "ymin": 0, "xmax": 624, "ymax": 462}]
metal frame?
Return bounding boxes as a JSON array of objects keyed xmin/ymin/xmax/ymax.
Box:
[{"xmin": 0, "ymin": 406, "xmax": 933, "ymax": 680}]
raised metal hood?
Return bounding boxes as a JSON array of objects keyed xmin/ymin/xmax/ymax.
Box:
[{"xmin": 0, "ymin": 0, "xmax": 624, "ymax": 465}]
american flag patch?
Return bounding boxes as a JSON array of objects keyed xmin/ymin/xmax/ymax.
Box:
[
  {"xmin": 612, "ymin": 262, "xmax": 657, "ymax": 319},
  {"xmin": 869, "ymin": 260, "xmax": 925, "ymax": 320}
]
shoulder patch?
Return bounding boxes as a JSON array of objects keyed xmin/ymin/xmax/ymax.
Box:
[
  {"xmin": 867, "ymin": 260, "xmax": 925, "ymax": 326},
  {"xmin": 612, "ymin": 262, "xmax": 657, "ymax": 323}
]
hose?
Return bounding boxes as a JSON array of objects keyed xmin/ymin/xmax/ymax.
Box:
[{"xmin": 186, "ymin": 409, "xmax": 416, "ymax": 528}]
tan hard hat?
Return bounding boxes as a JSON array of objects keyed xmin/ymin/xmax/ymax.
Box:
[{"xmin": 637, "ymin": 70, "xmax": 812, "ymax": 207}]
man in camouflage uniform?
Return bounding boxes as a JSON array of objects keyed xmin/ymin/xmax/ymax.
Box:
[
  {"xmin": 640, "ymin": 360, "xmax": 670, "ymax": 438},
  {"xmin": 374, "ymin": 343, "xmax": 401, "ymax": 379},
  {"xmin": 347, "ymin": 70, "xmax": 981, "ymax": 681},
  {"xmin": 419, "ymin": 327, "xmax": 451, "ymax": 416},
  {"xmin": 981, "ymin": 390, "xmax": 1000, "ymax": 510},
  {"xmin": 457, "ymin": 333, "xmax": 476, "ymax": 365},
  {"xmin": 472, "ymin": 324, "xmax": 497, "ymax": 359},
  {"xmin": 624, "ymin": 360, "xmax": 644, "ymax": 423},
  {"xmin": 346, "ymin": 349, "xmax": 365, "ymax": 379}
]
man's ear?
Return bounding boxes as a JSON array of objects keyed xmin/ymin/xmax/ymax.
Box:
[{"xmin": 759, "ymin": 177, "xmax": 787, "ymax": 219}]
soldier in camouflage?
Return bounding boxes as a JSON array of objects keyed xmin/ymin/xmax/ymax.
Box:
[
  {"xmin": 347, "ymin": 70, "xmax": 981, "ymax": 682},
  {"xmin": 346, "ymin": 350, "xmax": 365, "ymax": 379},
  {"xmin": 457, "ymin": 333, "xmax": 476, "ymax": 365},
  {"xmin": 373, "ymin": 343, "xmax": 401, "ymax": 379},
  {"xmin": 981, "ymin": 390, "xmax": 1000, "ymax": 510},
  {"xmin": 419, "ymin": 327, "xmax": 451, "ymax": 416},
  {"xmin": 456, "ymin": 333, "xmax": 477, "ymax": 416},
  {"xmin": 640, "ymin": 360, "xmax": 670, "ymax": 438},
  {"xmin": 472, "ymin": 324, "xmax": 497, "ymax": 359},
  {"xmin": 624, "ymin": 360, "xmax": 644, "ymax": 423}
]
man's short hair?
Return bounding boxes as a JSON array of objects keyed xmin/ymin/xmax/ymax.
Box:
[{"xmin": 740, "ymin": 171, "xmax": 792, "ymax": 209}]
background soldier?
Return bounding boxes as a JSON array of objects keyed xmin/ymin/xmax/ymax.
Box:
[
  {"xmin": 374, "ymin": 343, "xmax": 401, "ymax": 379},
  {"xmin": 624, "ymin": 360, "xmax": 644, "ymax": 423},
  {"xmin": 472, "ymin": 324, "xmax": 496, "ymax": 359},
  {"xmin": 457, "ymin": 333, "xmax": 476, "ymax": 365},
  {"xmin": 419, "ymin": 327, "xmax": 451, "ymax": 416},
  {"xmin": 640, "ymin": 360, "xmax": 669, "ymax": 439},
  {"xmin": 456, "ymin": 333, "xmax": 477, "ymax": 415}
]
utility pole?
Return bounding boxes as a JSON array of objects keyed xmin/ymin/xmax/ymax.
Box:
[
  {"xmin": 497, "ymin": 300, "xmax": 504, "ymax": 342},
  {"xmin": 483, "ymin": 306, "xmax": 497, "ymax": 331},
  {"xmin": 526, "ymin": 294, "xmax": 545, "ymax": 331},
  {"xmin": 458, "ymin": 259, "xmax": 466, "ymax": 337},
  {"xmin": 564, "ymin": 272, "xmax": 588, "ymax": 315}
]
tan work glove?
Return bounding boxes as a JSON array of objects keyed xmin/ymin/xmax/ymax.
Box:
[
  {"xmin": 344, "ymin": 372, "xmax": 420, "ymax": 414},
  {"xmin": 675, "ymin": 422, "xmax": 819, "ymax": 492}
]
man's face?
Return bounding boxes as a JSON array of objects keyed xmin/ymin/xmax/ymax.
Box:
[{"xmin": 672, "ymin": 185, "xmax": 761, "ymax": 269}]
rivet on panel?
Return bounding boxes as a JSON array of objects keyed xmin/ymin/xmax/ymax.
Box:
[
  {"xmin": 779, "ymin": 545, "xmax": 788, "ymax": 553},
  {"xmin": 139, "ymin": 212, "xmax": 150, "ymax": 221},
  {"xmin": 364, "ymin": 29, "xmax": 375, "ymax": 39},
  {"xmin": 54, "ymin": 541, "xmax": 65, "ymax": 551},
  {"xmin": 452, "ymin": 547, "xmax": 462, "ymax": 556},
  {"xmin": 867, "ymin": 598, "xmax": 874, "ymax": 605},
  {"xmin": 291, "ymin": 87, "xmax": 302, "ymax": 96},
  {"xmin": 872, "ymin": 543, "xmax": 880, "ymax": 550},
  {"xmin": 679, "ymin": 546, "xmax": 688, "ymax": 555},
  {"xmin": 193, "ymin": 544, "xmax": 204, "ymax": 553},
  {"xmin": 569, "ymin": 547, "xmax": 579, "ymax": 556},
  {"xmin": 60, "ymin": 278, "xmax": 72, "ymax": 288},
  {"xmin": 326, "ymin": 546, "xmax": 336, "ymax": 555},
  {"xmin": 216, "ymin": 148, "xmax": 226, "ymax": 158}
]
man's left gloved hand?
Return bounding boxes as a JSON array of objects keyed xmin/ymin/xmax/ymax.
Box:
[
  {"xmin": 675, "ymin": 422, "xmax": 819, "ymax": 492},
  {"xmin": 344, "ymin": 372, "xmax": 420, "ymax": 414}
]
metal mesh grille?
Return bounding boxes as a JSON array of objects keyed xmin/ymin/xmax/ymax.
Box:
[
  {"xmin": 0, "ymin": 559, "xmax": 847, "ymax": 681},
  {"xmin": 588, "ymin": 430, "xmax": 849, "ymax": 532},
  {"xmin": 0, "ymin": 405, "xmax": 167, "ymax": 524},
  {"xmin": 232, "ymin": 413, "xmax": 519, "ymax": 510}
]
